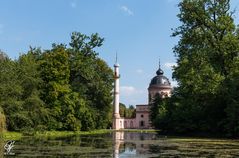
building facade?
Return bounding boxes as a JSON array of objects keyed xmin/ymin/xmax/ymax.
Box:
[{"xmin": 113, "ymin": 60, "xmax": 172, "ymax": 129}]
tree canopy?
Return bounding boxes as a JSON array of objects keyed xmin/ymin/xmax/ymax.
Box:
[
  {"xmin": 0, "ymin": 32, "xmax": 114, "ymax": 132},
  {"xmin": 119, "ymin": 103, "xmax": 136, "ymax": 118},
  {"xmin": 150, "ymin": 0, "xmax": 239, "ymax": 137}
]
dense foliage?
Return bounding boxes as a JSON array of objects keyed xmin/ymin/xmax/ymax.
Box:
[
  {"xmin": 0, "ymin": 107, "xmax": 5, "ymax": 157},
  {"xmin": 0, "ymin": 107, "xmax": 5, "ymax": 132},
  {"xmin": 119, "ymin": 103, "xmax": 136, "ymax": 118},
  {"xmin": 150, "ymin": 0, "xmax": 239, "ymax": 137},
  {"xmin": 0, "ymin": 32, "xmax": 114, "ymax": 132}
]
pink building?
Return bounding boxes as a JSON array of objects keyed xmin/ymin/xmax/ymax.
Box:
[
  {"xmin": 113, "ymin": 60, "xmax": 172, "ymax": 129},
  {"xmin": 124, "ymin": 105, "xmax": 151, "ymax": 129}
]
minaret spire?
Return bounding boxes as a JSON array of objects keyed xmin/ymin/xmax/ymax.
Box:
[
  {"xmin": 156, "ymin": 58, "xmax": 164, "ymax": 75},
  {"xmin": 159, "ymin": 58, "xmax": 161, "ymax": 69},
  {"xmin": 115, "ymin": 52, "xmax": 118, "ymax": 64}
]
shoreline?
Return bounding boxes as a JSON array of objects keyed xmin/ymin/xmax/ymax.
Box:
[
  {"xmin": 2, "ymin": 129, "xmax": 159, "ymax": 140},
  {"xmin": 2, "ymin": 129, "xmax": 238, "ymax": 141}
]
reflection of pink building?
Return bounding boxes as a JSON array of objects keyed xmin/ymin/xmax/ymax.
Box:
[
  {"xmin": 113, "ymin": 60, "xmax": 172, "ymax": 129},
  {"xmin": 113, "ymin": 131, "xmax": 158, "ymax": 158}
]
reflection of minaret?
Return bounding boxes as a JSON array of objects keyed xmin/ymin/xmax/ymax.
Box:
[
  {"xmin": 113, "ymin": 54, "xmax": 121, "ymax": 130},
  {"xmin": 113, "ymin": 131, "xmax": 124, "ymax": 158}
]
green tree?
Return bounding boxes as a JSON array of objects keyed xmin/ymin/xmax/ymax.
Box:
[
  {"xmin": 18, "ymin": 49, "xmax": 50, "ymax": 131},
  {"xmin": 150, "ymin": 94, "xmax": 173, "ymax": 131},
  {"xmin": 119, "ymin": 103, "xmax": 126, "ymax": 117},
  {"xmin": 0, "ymin": 49, "xmax": 49, "ymax": 131},
  {"xmin": 40, "ymin": 44, "xmax": 72, "ymax": 130},
  {"xmin": 69, "ymin": 32, "xmax": 113, "ymax": 130},
  {"xmin": 0, "ymin": 107, "xmax": 6, "ymax": 132},
  {"xmin": 0, "ymin": 50, "xmax": 8, "ymax": 61},
  {"xmin": 125, "ymin": 105, "xmax": 136, "ymax": 118},
  {"xmin": 173, "ymin": 0, "xmax": 239, "ymax": 135},
  {"xmin": 223, "ymin": 58, "xmax": 239, "ymax": 136},
  {"xmin": 0, "ymin": 56, "xmax": 24, "ymax": 131},
  {"xmin": 151, "ymin": 0, "xmax": 239, "ymax": 136},
  {"xmin": 0, "ymin": 32, "xmax": 113, "ymax": 132}
]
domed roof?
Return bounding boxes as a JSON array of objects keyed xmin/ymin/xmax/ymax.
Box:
[
  {"xmin": 150, "ymin": 75, "xmax": 171, "ymax": 87},
  {"xmin": 149, "ymin": 61, "xmax": 171, "ymax": 88}
]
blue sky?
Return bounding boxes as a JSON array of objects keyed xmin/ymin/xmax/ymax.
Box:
[{"xmin": 1, "ymin": 0, "xmax": 239, "ymax": 106}]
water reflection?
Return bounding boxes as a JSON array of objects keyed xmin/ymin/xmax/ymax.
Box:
[
  {"xmin": 112, "ymin": 131, "xmax": 123, "ymax": 158},
  {"xmin": 3, "ymin": 131, "xmax": 239, "ymax": 157},
  {"xmin": 113, "ymin": 131, "xmax": 239, "ymax": 158},
  {"xmin": 113, "ymin": 131, "xmax": 159, "ymax": 158}
]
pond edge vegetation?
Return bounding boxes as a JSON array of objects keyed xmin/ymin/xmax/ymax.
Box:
[{"xmin": 2, "ymin": 129, "xmax": 161, "ymax": 141}]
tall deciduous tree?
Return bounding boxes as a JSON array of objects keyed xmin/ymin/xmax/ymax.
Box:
[
  {"xmin": 151, "ymin": 0, "xmax": 239, "ymax": 136},
  {"xmin": 17, "ymin": 50, "xmax": 49, "ymax": 131},
  {"xmin": 39, "ymin": 44, "xmax": 80, "ymax": 130},
  {"xmin": 173, "ymin": 0, "xmax": 239, "ymax": 135},
  {"xmin": 0, "ymin": 55, "xmax": 24, "ymax": 131},
  {"xmin": 69, "ymin": 32, "xmax": 113, "ymax": 130},
  {"xmin": 0, "ymin": 107, "xmax": 6, "ymax": 132},
  {"xmin": 0, "ymin": 32, "xmax": 113, "ymax": 132}
]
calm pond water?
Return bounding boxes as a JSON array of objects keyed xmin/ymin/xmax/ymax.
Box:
[{"xmin": 2, "ymin": 131, "xmax": 239, "ymax": 158}]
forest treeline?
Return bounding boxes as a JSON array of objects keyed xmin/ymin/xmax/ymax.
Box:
[
  {"xmin": 0, "ymin": 32, "xmax": 115, "ymax": 132},
  {"xmin": 150, "ymin": 0, "xmax": 239, "ymax": 137},
  {"xmin": 119, "ymin": 103, "xmax": 136, "ymax": 118}
]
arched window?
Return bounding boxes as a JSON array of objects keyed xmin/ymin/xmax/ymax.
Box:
[
  {"xmin": 141, "ymin": 114, "xmax": 144, "ymax": 118},
  {"xmin": 140, "ymin": 121, "xmax": 144, "ymax": 127},
  {"xmin": 130, "ymin": 121, "xmax": 133, "ymax": 128},
  {"xmin": 165, "ymin": 93, "xmax": 168, "ymax": 97},
  {"xmin": 124, "ymin": 121, "xmax": 127, "ymax": 128}
]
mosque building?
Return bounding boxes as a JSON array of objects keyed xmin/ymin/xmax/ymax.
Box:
[{"xmin": 112, "ymin": 60, "xmax": 172, "ymax": 129}]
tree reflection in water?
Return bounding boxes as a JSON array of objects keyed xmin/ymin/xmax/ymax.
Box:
[
  {"xmin": 113, "ymin": 131, "xmax": 239, "ymax": 158},
  {"xmin": 3, "ymin": 131, "xmax": 239, "ymax": 157}
]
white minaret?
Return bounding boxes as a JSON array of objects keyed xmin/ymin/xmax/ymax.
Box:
[{"xmin": 113, "ymin": 56, "xmax": 121, "ymax": 130}]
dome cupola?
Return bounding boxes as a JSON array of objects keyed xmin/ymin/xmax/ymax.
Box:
[
  {"xmin": 148, "ymin": 59, "xmax": 172, "ymax": 103},
  {"xmin": 149, "ymin": 60, "xmax": 171, "ymax": 87}
]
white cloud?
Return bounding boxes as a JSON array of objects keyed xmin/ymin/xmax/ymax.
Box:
[
  {"xmin": 70, "ymin": 2, "xmax": 77, "ymax": 8},
  {"xmin": 120, "ymin": 86, "xmax": 147, "ymax": 105},
  {"xmin": 164, "ymin": 62, "xmax": 177, "ymax": 69},
  {"xmin": 171, "ymin": 81, "xmax": 178, "ymax": 87},
  {"xmin": 136, "ymin": 69, "xmax": 143, "ymax": 74},
  {"xmin": 120, "ymin": 5, "xmax": 134, "ymax": 16},
  {"xmin": 120, "ymin": 86, "xmax": 143, "ymax": 96}
]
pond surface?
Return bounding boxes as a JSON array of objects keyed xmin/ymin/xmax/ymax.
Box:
[{"xmin": 2, "ymin": 131, "xmax": 239, "ymax": 158}]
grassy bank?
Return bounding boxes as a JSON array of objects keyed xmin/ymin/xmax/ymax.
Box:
[
  {"xmin": 34, "ymin": 129, "xmax": 113, "ymax": 138},
  {"xmin": 2, "ymin": 132, "xmax": 22, "ymax": 141},
  {"xmin": 2, "ymin": 129, "xmax": 160, "ymax": 140},
  {"xmin": 35, "ymin": 129, "xmax": 160, "ymax": 137},
  {"xmin": 2, "ymin": 130, "xmax": 112, "ymax": 140}
]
